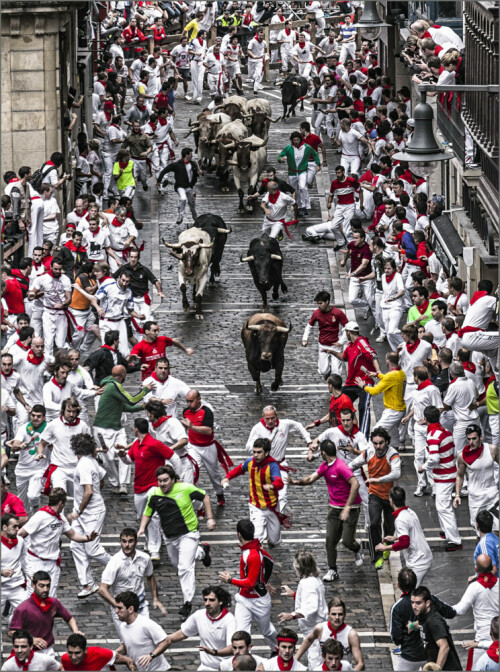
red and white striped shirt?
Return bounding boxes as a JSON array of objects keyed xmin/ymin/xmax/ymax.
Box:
[
  {"xmin": 426, "ymin": 422, "xmax": 457, "ymax": 483},
  {"xmin": 330, "ymin": 177, "xmax": 359, "ymax": 205}
]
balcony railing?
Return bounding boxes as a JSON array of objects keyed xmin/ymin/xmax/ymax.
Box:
[
  {"xmin": 436, "ymin": 91, "xmax": 466, "ymax": 164},
  {"xmin": 463, "ymin": 181, "xmax": 497, "ymax": 255}
]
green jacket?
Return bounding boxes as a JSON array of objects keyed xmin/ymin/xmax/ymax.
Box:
[
  {"xmin": 277, "ymin": 144, "xmax": 320, "ymax": 176},
  {"xmin": 94, "ymin": 376, "xmax": 148, "ymax": 430}
]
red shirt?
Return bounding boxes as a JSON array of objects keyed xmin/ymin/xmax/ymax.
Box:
[
  {"xmin": 9, "ymin": 595, "xmax": 72, "ymax": 647},
  {"xmin": 183, "ymin": 405, "xmax": 214, "ymax": 447},
  {"xmin": 353, "ymin": 98, "xmax": 365, "ymax": 113},
  {"xmin": 329, "ymin": 393, "xmax": 356, "ymax": 425},
  {"xmin": 152, "ymin": 25, "xmax": 166, "ymax": 42},
  {"xmin": 130, "ymin": 336, "xmax": 173, "ymax": 379},
  {"xmin": 128, "ymin": 433, "xmax": 176, "ymax": 493},
  {"xmin": 330, "ymin": 177, "xmax": 359, "ymax": 205},
  {"xmin": 3, "ymin": 278, "xmax": 25, "ymax": 314},
  {"xmin": 1, "ymin": 492, "xmax": 27, "ymax": 518},
  {"xmin": 302, "ymin": 132, "xmax": 322, "ymax": 156},
  {"xmin": 154, "ymin": 92, "xmax": 170, "ymax": 109},
  {"xmin": 347, "ymin": 241, "xmax": 372, "ymax": 277},
  {"xmin": 61, "ymin": 647, "xmax": 115, "ymax": 671},
  {"xmin": 343, "ymin": 336, "xmax": 377, "ymax": 386},
  {"xmin": 308, "ymin": 307, "xmax": 348, "ymax": 346}
]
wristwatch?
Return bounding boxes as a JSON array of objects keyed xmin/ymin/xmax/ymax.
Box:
[{"xmin": 150, "ymin": 652, "xmax": 156, "ymax": 659}]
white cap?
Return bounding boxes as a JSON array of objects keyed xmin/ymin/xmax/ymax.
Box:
[
  {"xmin": 407, "ymin": 118, "xmax": 415, "ymax": 126},
  {"xmin": 345, "ymin": 321, "xmax": 360, "ymax": 332}
]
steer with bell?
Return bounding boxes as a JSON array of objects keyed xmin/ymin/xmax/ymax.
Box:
[{"xmin": 241, "ymin": 312, "xmax": 292, "ymax": 394}]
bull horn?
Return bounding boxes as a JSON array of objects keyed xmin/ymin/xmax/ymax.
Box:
[
  {"xmin": 188, "ymin": 118, "xmax": 192, "ymax": 127},
  {"xmin": 227, "ymin": 160, "xmax": 238, "ymax": 165},
  {"xmin": 169, "ymin": 251, "xmax": 182, "ymax": 259},
  {"xmin": 247, "ymin": 324, "xmax": 262, "ymax": 331},
  {"xmin": 199, "ymin": 242, "xmax": 214, "ymax": 249},
  {"xmin": 267, "ymin": 115, "xmax": 281, "ymax": 123},
  {"xmin": 223, "ymin": 141, "xmax": 236, "ymax": 149},
  {"xmin": 217, "ymin": 228, "xmax": 231, "ymax": 233},
  {"xmin": 275, "ymin": 325, "xmax": 290, "ymax": 333},
  {"xmin": 240, "ymin": 255, "xmax": 254, "ymax": 262},
  {"xmin": 162, "ymin": 238, "xmax": 181, "ymax": 249},
  {"xmin": 270, "ymin": 254, "xmax": 282, "ymax": 261}
]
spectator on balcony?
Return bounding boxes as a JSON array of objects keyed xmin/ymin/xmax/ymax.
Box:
[{"xmin": 410, "ymin": 19, "xmax": 464, "ymax": 51}]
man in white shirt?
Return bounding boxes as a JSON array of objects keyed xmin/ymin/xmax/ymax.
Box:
[
  {"xmin": 425, "ymin": 300, "xmax": 447, "ymax": 348},
  {"xmin": 190, "ymin": 31, "xmax": 208, "ymax": 102},
  {"xmin": 115, "ymin": 591, "xmax": 170, "ymax": 671},
  {"xmin": 1, "ymin": 514, "xmax": 29, "ymax": 615},
  {"xmin": 101, "ymin": 115, "xmax": 126, "ymax": 198},
  {"xmin": 443, "ymin": 362, "xmax": 479, "ymax": 454},
  {"xmin": 261, "ymin": 181, "xmax": 296, "ymax": 239},
  {"xmin": 333, "ymin": 119, "xmax": 369, "ymax": 176},
  {"xmin": 143, "ymin": 358, "xmax": 190, "ymax": 417},
  {"xmin": 40, "ymin": 184, "xmax": 60, "ymax": 245},
  {"xmin": 203, "ymin": 42, "xmax": 227, "ymax": 99},
  {"xmin": 102, "ymin": 206, "xmax": 138, "ymax": 273},
  {"xmin": 246, "ymin": 406, "xmax": 313, "ymax": 512},
  {"xmin": 99, "ymin": 527, "xmax": 166, "ymax": 635},
  {"xmin": 1, "ymin": 630, "xmax": 61, "ymax": 672},
  {"xmin": 145, "ymin": 399, "xmax": 194, "ymax": 483},
  {"xmin": 42, "ymin": 358, "xmax": 83, "ymax": 422},
  {"xmin": 224, "ymin": 35, "xmax": 243, "ymax": 95},
  {"xmin": 458, "ymin": 280, "xmax": 498, "ymax": 372},
  {"xmin": 380, "ymin": 259, "xmax": 405, "ymax": 351},
  {"xmin": 247, "ymin": 29, "xmax": 268, "ymax": 95},
  {"xmin": 292, "ymin": 37, "xmax": 314, "ymax": 78},
  {"xmin": 310, "ymin": 74, "xmax": 337, "ymax": 140},
  {"xmin": 15, "ymin": 338, "xmax": 52, "ymax": 428},
  {"xmin": 277, "ymin": 20, "xmax": 296, "ymax": 78}
]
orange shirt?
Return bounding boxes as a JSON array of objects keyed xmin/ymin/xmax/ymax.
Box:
[{"xmin": 70, "ymin": 275, "xmax": 96, "ymax": 310}]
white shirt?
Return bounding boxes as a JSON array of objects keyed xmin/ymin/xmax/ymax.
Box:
[
  {"xmin": 16, "ymin": 353, "xmax": 53, "ymax": 407},
  {"xmin": 102, "ymin": 124, "xmax": 126, "ymax": 156},
  {"xmin": 278, "ymin": 28, "xmax": 296, "ymax": 50},
  {"xmin": 462, "ymin": 295, "xmax": 497, "ymax": 331},
  {"xmin": 444, "ymin": 377, "xmax": 479, "ymax": 423},
  {"xmin": 447, "ymin": 292, "xmax": 469, "ymax": 315},
  {"xmin": 151, "ymin": 417, "xmax": 188, "ymax": 458},
  {"xmin": 394, "ymin": 507, "xmax": 432, "ymax": 570},
  {"xmin": 380, "ymin": 272, "xmax": 405, "ymax": 309},
  {"xmin": 295, "ymin": 575, "xmax": 328, "ymax": 633},
  {"xmin": 103, "ymin": 213, "xmax": 138, "ymax": 250},
  {"xmin": 143, "ymin": 374, "xmax": 190, "ymax": 417},
  {"xmin": 399, "ymin": 341, "xmax": 433, "ymax": 387},
  {"xmin": 413, "ymin": 383, "xmax": 443, "ymax": 421},
  {"xmin": 67, "ymin": 366, "xmax": 96, "ymax": 398},
  {"xmin": 248, "ymin": 37, "xmax": 267, "ymax": 59},
  {"xmin": 181, "ymin": 609, "xmax": 236, "ymax": 670},
  {"xmin": 293, "ymin": 42, "xmax": 312, "ymax": 63},
  {"xmin": 23, "ymin": 507, "xmax": 71, "ymax": 560},
  {"xmin": 130, "ymin": 58, "xmax": 146, "ymax": 83},
  {"xmin": 120, "ymin": 614, "xmax": 170, "ymax": 671},
  {"xmin": 246, "ymin": 419, "xmax": 311, "ymax": 463},
  {"xmin": 83, "ymin": 227, "xmax": 112, "ymax": 262},
  {"xmin": 97, "ymin": 281, "xmax": 134, "ymax": 320},
  {"xmin": 262, "ymin": 191, "xmax": 295, "ymax": 223},
  {"xmin": 425, "ymin": 318, "xmax": 446, "ymax": 347},
  {"xmin": 101, "ymin": 549, "xmax": 153, "ymax": 597},
  {"xmin": 42, "ymin": 378, "xmax": 83, "ymax": 422},
  {"xmin": 339, "ymin": 128, "xmax": 362, "ymax": 155},
  {"xmin": 205, "ymin": 51, "xmax": 225, "ymax": 75},
  {"xmin": 40, "ymin": 416, "xmax": 90, "ymax": 469},
  {"xmin": 42, "ymin": 197, "xmax": 60, "ymax": 236},
  {"xmin": 73, "ymin": 456, "xmax": 107, "ymax": 516},
  {"xmin": 1, "ymin": 535, "xmax": 28, "ymax": 590},
  {"xmin": 13, "ymin": 422, "xmax": 49, "ymax": 477},
  {"xmin": 171, "ymin": 44, "xmax": 190, "ymax": 69},
  {"xmin": 453, "ymin": 578, "xmax": 499, "ymax": 642},
  {"xmin": 1, "ymin": 652, "xmax": 60, "ymax": 671},
  {"xmin": 260, "ymin": 658, "xmax": 306, "ymax": 671},
  {"xmin": 318, "ymin": 426, "xmax": 369, "ymax": 468},
  {"xmin": 31, "ymin": 272, "xmax": 71, "ymax": 310}
]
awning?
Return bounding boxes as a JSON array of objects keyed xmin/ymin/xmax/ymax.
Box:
[{"xmin": 430, "ymin": 214, "xmax": 465, "ymax": 276}]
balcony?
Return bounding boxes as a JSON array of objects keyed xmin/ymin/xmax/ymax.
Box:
[
  {"xmin": 436, "ymin": 91, "xmax": 467, "ymax": 165},
  {"xmin": 463, "ymin": 181, "xmax": 498, "ymax": 255}
]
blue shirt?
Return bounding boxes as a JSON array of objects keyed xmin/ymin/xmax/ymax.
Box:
[
  {"xmin": 474, "ymin": 532, "xmax": 499, "ymax": 571},
  {"xmin": 340, "ymin": 25, "xmax": 357, "ymax": 41}
]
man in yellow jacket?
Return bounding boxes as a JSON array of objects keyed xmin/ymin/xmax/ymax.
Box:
[{"xmin": 355, "ymin": 352, "xmax": 406, "ymax": 451}]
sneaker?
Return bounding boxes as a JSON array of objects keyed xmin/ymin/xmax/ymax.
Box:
[
  {"xmin": 354, "ymin": 551, "xmax": 364, "ymax": 567},
  {"xmin": 151, "ymin": 556, "xmax": 161, "ymax": 569},
  {"xmin": 445, "ymin": 542, "xmax": 463, "ymax": 552},
  {"xmin": 322, "ymin": 568, "xmax": 339, "ymax": 582},
  {"xmin": 460, "ymin": 486, "xmax": 468, "ymax": 497},
  {"xmin": 277, "ymin": 231, "xmax": 284, "ymax": 242},
  {"xmin": 196, "ymin": 507, "xmax": 206, "ymax": 518},
  {"xmin": 383, "ymin": 550, "xmax": 390, "ymax": 560},
  {"xmin": 119, "ymin": 484, "xmax": 128, "ymax": 495},
  {"xmin": 333, "ymin": 244, "xmax": 343, "ymax": 251},
  {"xmin": 201, "ymin": 543, "xmax": 212, "ymax": 567},
  {"xmin": 178, "ymin": 601, "xmax": 192, "ymax": 619},
  {"xmin": 375, "ymin": 334, "xmax": 387, "ymax": 343},
  {"xmin": 439, "ymin": 531, "xmax": 446, "ymax": 539},
  {"xmin": 393, "ymin": 646, "xmax": 402, "ymax": 655},
  {"xmin": 77, "ymin": 584, "xmax": 99, "ymax": 599},
  {"xmin": 375, "ymin": 557, "xmax": 384, "ymax": 570},
  {"xmin": 414, "ymin": 487, "xmax": 425, "ymax": 497},
  {"xmin": 176, "ymin": 216, "xmax": 184, "ymax": 224},
  {"xmin": 217, "ymin": 494, "xmax": 225, "ymax": 507},
  {"xmin": 185, "ymin": 95, "xmax": 193, "ymax": 101}
]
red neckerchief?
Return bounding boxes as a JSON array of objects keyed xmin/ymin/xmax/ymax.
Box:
[
  {"xmin": 104, "ymin": 110, "xmax": 112, "ymax": 121},
  {"xmin": 328, "ymin": 622, "xmax": 347, "ymax": 638},
  {"xmin": 392, "ymin": 505, "xmax": 409, "ymax": 519},
  {"xmin": 384, "ymin": 271, "xmax": 396, "ymax": 283},
  {"xmin": 158, "ymin": 117, "xmax": 167, "ymax": 126},
  {"xmin": 429, "ymin": 291, "xmax": 440, "ymax": 300},
  {"xmin": 337, "ymin": 425, "xmax": 359, "ymax": 439},
  {"xmin": 111, "ymin": 217, "xmax": 124, "ymax": 227},
  {"xmin": 213, "ymin": 52, "xmax": 220, "ymax": 60},
  {"xmin": 405, "ymin": 339, "xmax": 420, "ymax": 355},
  {"xmin": 487, "ymin": 641, "xmax": 499, "ymax": 663},
  {"xmin": 110, "ymin": 123, "xmax": 121, "ymax": 130},
  {"xmin": 91, "ymin": 227, "xmax": 101, "ymax": 236},
  {"xmin": 277, "ymin": 656, "xmax": 294, "ymax": 671},
  {"xmin": 1, "ymin": 534, "xmax": 18, "ymax": 549},
  {"xmin": 60, "ymin": 415, "xmax": 80, "ymax": 427},
  {"xmin": 27, "ymin": 349, "xmax": 44, "ymax": 365},
  {"xmin": 151, "ymin": 416, "xmax": 171, "ymax": 429},
  {"xmin": 151, "ymin": 371, "xmax": 169, "ymax": 383},
  {"xmin": 299, "ymin": 40, "xmax": 306, "ymax": 47},
  {"xmin": 2, "ymin": 369, "xmax": 13, "ymax": 378},
  {"xmin": 477, "ymin": 573, "xmax": 498, "ymax": 590},
  {"xmin": 415, "ymin": 299, "xmax": 430, "ymax": 315},
  {"xmin": 100, "ymin": 344, "xmax": 116, "ymax": 352},
  {"xmin": 462, "ymin": 361, "xmax": 476, "ymax": 374},
  {"xmin": 51, "ymin": 377, "xmax": 64, "ymax": 390},
  {"xmin": 136, "ymin": 105, "xmax": 146, "ymax": 112},
  {"xmin": 65, "ymin": 240, "xmax": 86, "ymax": 253},
  {"xmin": 260, "ymin": 418, "xmax": 279, "ymax": 431},
  {"xmin": 462, "ymin": 443, "xmax": 484, "ymax": 465},
  {"xmin": 118, "ymin": 161, "xmax": 129, "ymax": 170},
  {"xmin": 7, "ymin": 648, "xmax": 35, "ymax": 671},
  {"xmin": 417, "ymin": 380, "xmax": 432, "ymax": 391},
  {"xmin": 470, "ymin": 290, "xmax": 488, "ymax": 306},
  {"xmin": 285, "ymin": 28, "xmax": 291, "ymax": 35},
  {"xmin": 452, "ymin": 292, "xmax": 463, "ymax": 308},
  {"xmin": 45, "ymin": 160, "xmax": 55, "ymax": 167},
  {"xmin": 206, "ymin": 607, "xmax": 228, "ymax": 622},
  {"xmin": 31, "ymin": 591, "xmax": 53, "ymax": 613},
  {"xmin": 198, "ymin": 36, "xmax": 204, "ymax": 45},
  {"xmin": 149, "ymin": 122, "xmax": 157, "ymax": 132},
  {"xmin": 8, "ymin": 177, "xmax": 20, "ymax": 184},
  {"xmin": 268, "ymin": 190, "xmax": 280, "ymax": 204},
  {"xmin": 39, "ymin": 505, "xmax": 62, "ymax": 520}
]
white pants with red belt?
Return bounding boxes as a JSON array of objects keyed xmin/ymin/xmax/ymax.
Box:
[
  {"xmin": 69, "ymin": 307, "xmax": 97, "ymax": 359},
  {"xmin": 298, "ymin": 61, "xmax": 312, "ymax": 78},
  {"xmin": 374, "ymin": 408, "xmax": 405, "ymax": 449},
  {"xmin": 248, "ymin": 58, "xmax": 264, "ymax": 91},
  {"xmin": 381, "ymin": 306, "xmax": 404, "ymax": 351},
  {"xmin": 341, "ymin": 153, "xmax": 360, "ymax": 175},
  {"xmin": 234, "ymin": 592, "xmax": 278, "ymax": 650},
  {"xmin": 132, "ymin": 296, "xmax": 152, "ymax": 335},
  {"xmin": 70, "ymin": 509, "xmax": 111, "ymax": 587},
  {"xmin": 188, "ymin": 441, "xmax": 223, "ymax": 496},
  {"xmin": 178, "ymin": 454, "xmax": 196, "ymax": 483},
  {"xmin": 1, "ymin": 583, "xmax": 27, "ymax": 615},
  {"xmin": 262, "ymin": 217, "xmax": 283, "ymax": 239},
  {"xmin": 26, "ymin": 556, "xmax": 60, "ymax": 597},
  {"xmin": 190, "ymin": 60, "xmax": 204, "ymax": 101},
  {"xmin": 135, "ymin": 489, "xmax": 162, "ymax": 557},
  {"xmin": 332, "ymin": 202, "xmax": 355, "ymax": 242},
  {"xmin": 348, "ymin": 277, "xmax": 375, "ymax": 312},
  {"xmin": 461, "ymin": 331, "xmax": 499, "ymax": 371},
  {"xmin": 249, "ymin": 504, "xmax": 281, "ymax": 545},
  {"xmin": 207, "ymin": 73, "xmax": 224, "ymax": 97},
  {"xmin": 93, "ymin": 426, "xmax": 131, "ymax": 487}
]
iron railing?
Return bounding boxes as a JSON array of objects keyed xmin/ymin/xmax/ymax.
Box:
[{"xmin": 462, "ymin": 181, "xmax": 497, "ymax": 254}]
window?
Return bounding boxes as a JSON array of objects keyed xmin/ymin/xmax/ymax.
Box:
[{"xmin": 438, "ymin": 1, "xmax": 462, "ymax": 18}]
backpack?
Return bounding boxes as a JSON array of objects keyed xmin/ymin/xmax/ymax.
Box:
[{"xmin": 30, "ymin": 162, "xmax": 56, "ymax": 192}]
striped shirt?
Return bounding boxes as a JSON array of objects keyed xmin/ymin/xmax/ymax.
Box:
[
  {"xmin": 226, "ymin": 456, "xmax": 283, "ymax": 510},
  {"xmin": 426, "ymin": 423, "xmax": 457, "ymax": 483},
  {"xmin": 330, "ymin": 177, "xmax": 359, "ymax": 205}
]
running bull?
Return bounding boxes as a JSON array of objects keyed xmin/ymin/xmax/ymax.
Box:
[
  {"xmin": 240, "ymin": 233, "xmax": 288, "ymax": 306},
  {"xmin": 191, "ymin": 214, "xmax": 231, "ymax": 284},
  {"xmin": 281, "ymin": 75, "xmax": 308, "ymax": 119}
]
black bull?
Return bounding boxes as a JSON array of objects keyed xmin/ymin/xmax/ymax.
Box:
[
  {"xmin": 191, "ymin": 214, "xmax": 231, "ymax": 283},
  {"xmin": 240, "ymin": 234, "xmax": 288, "ymax": 306},
  {"xmin": 241, "ymin": 313, "xmax": 292, "ymax": 394},
  {"xmin": 281, "ymin": 75, "xmax": 308, "ymax": 119}
]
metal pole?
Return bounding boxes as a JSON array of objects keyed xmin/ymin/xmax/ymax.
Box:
[{"xmin": 419, "ymin": 84, "xmax": 500, "ymax": 93}]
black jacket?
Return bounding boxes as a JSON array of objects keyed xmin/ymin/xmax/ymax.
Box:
[
  {"xmin": 390, "ymin": 593, "xmax": 456, "ymax": 662},
  {"xmin": 84, "ymin": 346, "xmax": 139, "ymax": 386},
  {"xmin": 59, "ymin": 243, "xmax": 88, "ymax": 280},
  {"xmin": 159, "ymin": 159, "xmax": 199, "ymax": 190}
]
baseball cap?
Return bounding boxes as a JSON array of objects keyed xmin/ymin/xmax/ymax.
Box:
[
  {"xmin": 407, "ymin": 118, "xmax": 415, "ymax": 126},
  {"xmin": 345, "ymin": 321, "xmax": 360, "ymax": 332}
]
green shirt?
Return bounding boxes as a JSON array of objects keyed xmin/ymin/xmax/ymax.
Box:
[
  {"xmin": 94, "ymin": 376, "xmax": 147, "ymax": 430},
  {"xmin": 144, "ymin": 483, "xmax": 206, "ymax": 538},
  {"xmin": 277, "ymin": 144, "xmax": 320, "ymax": 176},
  {"xmin": 486, "ymin": 380, "xmax": 499, "ymax": 416},
  {"xmin": 113, "ymin": 159, "xmax": 135, "ymax": 190},
  {"xmin": 407, "ymin": 300, "xmax": 433, "ymax": 327}
]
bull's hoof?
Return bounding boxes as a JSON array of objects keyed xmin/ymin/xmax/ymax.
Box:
[
  {"xmin": 255, "ymin": 383, "xmax": 262, "ymax": 395},
  {"xmin": 270, "ymin": 381, "xmax": 281, "ymax": 391},
  {"xmin": 222, "ymin": 186, "xmax": 230, "ymax": 192},
  {"xmin": 281, "ymin": 284, "xmax": 288, "ymax": 294},
  {"xmin": 195, "ymin": 313, "xmax": 204, "ymax": 320},
  {"xmin": 291, "ymin": 111, "xmax": 296, "ymax": 117},
  {"xmin": 272, "ymin": 292, "xmax": 279, "ymax": 300},
  {"xmin": 238, "ymin": 207, "xmax": 245, "ymax": 214},
  {"xmin": 245, "ymin": 205, "xmax": 253, "ymax": 213},
  {"xmin": 183, "ymin": 304, "xmax": 190, "ymax": 312}
]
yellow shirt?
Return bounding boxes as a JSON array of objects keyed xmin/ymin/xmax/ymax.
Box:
[
  {"xmin": 184, "ymin": 18, "xmax": 199, "ymax": 40},
  {"xmin": 364, "ymin": 368, "xmax": 406, "ymax": 411}
]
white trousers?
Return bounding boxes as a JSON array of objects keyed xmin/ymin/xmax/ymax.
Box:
[
  {"xmin": 207, "ymin": 72, "xmax": 224, "ymax": 97},
  {"xmin": 177, "ymin": 187, "xmax": 197, "ymax": 219},
  {"xmin": 132, "ymin": 296, "xmax": 152, "ymax": 335},
  {"xmin": 305, "ymin": 219, "xmax": 344, "ymax": 245},
  {"xmin": 340, "ymin": 154, "xmax": 360, "ymax": 175},
  {"xmin": 280, "ymin": 49, "xmax": 293, "ymax": 73},
  {"xmin": 234, "ymin": 592, "xmax": 278, "ymax": 650},
  {"xmin": 26, "ymin": 557, "xmax": 60, "ymax": 597},
  {"xmin": 135, "ymin": 490, "xmax": 162, "ymax": 556},
  {"xmin": 348, "ymin": 277, "xmax": 375, "ymax": 312},
  {"xmin": 249, "ymin": 504, "xmax": 281, "ymax": 545},
  {"xmin": 298, "ymin": 62, "xmax": 312, "ymax": 78},
  {"xmin": 317, "ymin": 342, "xmax": 343, "ymax": 378},
  {"xmin": 28, "ymin": 200, "xmax": 45, "ymax": 256},
  {"xmin": 262, "ymin": 218, "xmax": 283, "ymax": 239},
  {"xmin": 461, "ymin": 331, "xmax": 499, "ymax": 371},
  {"xmin": 374, "ymin": 290, "xmax": 386, "ymax": 336},
  {"xmin": 289, "ymin": 172, "xmax": 310, "ymax": 209},
  {"xmin": 333, "ymin": 202, "xmax": 355, "ymax": 242},
  {"xmin": 412, "ymin": 563, "xmax": 432, "ymax": 588},
  {"xmin": 50, "ymin": 465, "xmax": 75, "ymax": 498},
  {"xmin": 1, "ymin": 583, "xmax": 27, "ymax": 614},
  {"xmin": 165, "ymin": 530, "xmax": 205, "ymax": 603},
  {"xmin": 339, "ymin": 41, "xmax": 356, "ymax": 63},
  {"xmin": 248, "ymin": 59, "xmax": 264, "ymax": 90},
  {"xmin": 396, "ymin": 657, "xmax": 428, "ymax": 671},
  {"xmin": 381, "ymin": 306, "xmax": 404, "ymax": 351},
  {"xmin": 31, "ymin": 307, "xmax": 43, "ymax": 341},
  {"xmin": 191, "ymin": 61, "xmax": 204, "ymax": 101},
  {"xmin": 14, "ymin": 470, "xmax": 45, "ymax": 513},
  {"xmin": 133, "ymin": 158, "xmax": 150, "ymax": 186},
  {"xmin": 42, "ymin": 309, "xmax": 68, "ymax": 356},
  {"xmin": 178, "ymin": 454, "xmax": 196, "ymax": 483},
  {"xmin": 69, "ymin": 307, "xmax": 97, "ymax": 359},
  {"xmin": 188, "ymin": 442, "xmax": 223, "ymax": 495},
  {"xmin": 414, "ymin": 423, "xmax": 430, "ymax": 489},
  {"xmin": 102, "ymin": 152, "xmax": 119, "ymax": 196},
  {"xmin": 99, "ymin": 317, "xmax": 130, "ymax": 358},
  {"xmin": 313, "ymin": 111, "xmax": 335, "ymax": 139},
  {"xmin": 434, "ymin": 481, "xmax": 461, "ymax": 545},
  {"xmin": 453, "ymin": 419, "xmax": 475, "ymax": 454},
  {"xmin": 93, "ymin": 426, "xmax": 131, "ymax": 487},
  {"xmin": 353, "ymin": 470, "xmax": 370, "ymax": 526},
  {"xmin": 374, "ymin": 409, "xmax": 405, "ymax": 448},
  {"xmin": 277, "ymin": 462, "xmax": 289, "ymax": 512},
  {"xmin": 70, "ymin": 509, "xmax": 111, "ymax": 587}
]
